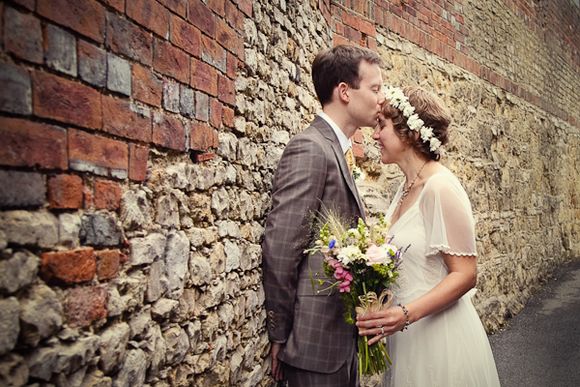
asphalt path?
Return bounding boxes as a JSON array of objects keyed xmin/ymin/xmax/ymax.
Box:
[{"xmin": 488, "ymin": 259, "xmax": 580, "ymax": 387}]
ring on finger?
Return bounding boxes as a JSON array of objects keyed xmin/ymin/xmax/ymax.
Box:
[{"xmin": 379, "ymin": 326, "xmax": 385, "ymax": 336}]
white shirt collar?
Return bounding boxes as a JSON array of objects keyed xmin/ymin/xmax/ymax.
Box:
[{"xmin": 318, "ymin": 111, "xmax": 352, "ymax": 153}]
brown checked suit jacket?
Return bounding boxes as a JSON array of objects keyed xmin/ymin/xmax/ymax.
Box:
[{"xmin": 262, "ymin": 116, "xmax": 365, "ymax": 374}]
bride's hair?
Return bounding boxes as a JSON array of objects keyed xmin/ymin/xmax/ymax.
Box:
[{"xmin": 381, "ymin": 86, "xmax": 451, "ymax": 161}]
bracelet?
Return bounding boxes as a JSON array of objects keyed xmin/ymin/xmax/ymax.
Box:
[{"xmin": 398, "ymin": 303, "xmax": 410, "ymax": 331}]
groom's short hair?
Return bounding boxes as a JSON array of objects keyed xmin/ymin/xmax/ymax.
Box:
[{"xmin": 312, "ymin": 44, "xmax": 382, "ymax": 106}]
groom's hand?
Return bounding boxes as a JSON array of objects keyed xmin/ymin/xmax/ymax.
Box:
[{"xmin": 270, "ymin": 342, "xmax": 284, "ymax": 381}]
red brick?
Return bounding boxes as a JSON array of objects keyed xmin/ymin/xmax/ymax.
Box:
[
  {"xmin": 226, "ymin": 52, "xmax": 239, "ymax": 78},
  {"xmin": 127, "ymin": 0, "xmax": 169, "ymax": 38},
  {"xmin": 153, "ymin": 38, "xmax": 190, "ymax": 83},
  {"xmin": 48, "ymin": 174, "xmax": 84, "ymax": 209},
  {"xmin": 101, "ymin": 0, "xmax": 125, "ymax": 12},
  {"xmin": 37, "ymin": 0, "xmax": 105, "ymax": 43},
  {"xmin": 158, "ymin": 0, "xmax": 187, "ymax": 17},
  {"xmin": 4, "ymin": 7, "xmax": 43, "ymax": 63},
  {"xmin": 33, "ymin": 71, "xmax": 102, "ymax": 129},
  {"xmin": 107, "ymin": 12, "xmax": 153, "ymax": 65},
  {"xmin": 152, "ymin": 112, "xmax": 186, "ymax": 151},
  {"xmin": 190, "ymin": 121, "xmax": 218, "ymax": 151},
  {"xmin": 237, "ymin": 0, "xmax": 253, "ymax": 17},
  {"xmin": 218, "ymin": 74, "xmax": 235, "ymax": 105},
  {"xmin": 41, "ymin": 247, "xmax": 96, "ymax": 284},
  {"xmin": 208, "ymin": 0, "xmax": 225, "ymax": 16},
  {"xmin": 94, "ymin": 179, "xmax": 122, "ymax": 210},
  {"xmin": 201, "ymin": 34, "xmax": 226, "ymax": 70},
  {"xmin": 96, "ymin": 249, "xmax": 122, "ymax": 280},
  {"xmin": 64, "ymin": 286, "xmax": 107, "ymax": 328},
  {"xmin": 191, "ymin": 58, "xmax": 218, "ymax": 96},
  {"xmin": 367, "ymin": 36, "xmax": 377, "ymax": 50},
  {"xmin": 222, "ymin": 106, "xmax": 235, "ymax": 128},
  {"xmin": 129, "ymin": 143, "xmax": 149, "ymax": 181},
  {"xmin": 0, "ymin": 117, "xmax": 67, "ymax": 170},
  {"xmin": 193, "ymin": 152, "xmax": 215, "ymax": 163},
  {"xmin": 216, "ymin": 18, "xmax": 238, "ymax": 53},
  {"xmin": 342, "ymin": 13, "xmax": 376, "ymax": 36},
  {"xmin": 189, "ymin": 0, "xmax": 216, "ymax": 36},
  {"xmin": 209, "ymin": 98, "xmax": 223, "ymax": 129},
  {"xmin": 225, "ymin": 1, "xmax": 244, "ymax": 31},
  {"xmin": 333, "ymin": 34, "xmax": 349, "ymax": 46},
  {"xmin": 170, "ymin": 15, "xmax": 202, "ymax": 57},
  {"xmin": 68, "ymin": 129, "xmax": 129, "ymax": 172},
  {"xmin": 132, "ymin": 63, "xmax": 163, "ymax": 107},
  {"xmin": 102, "ymin": 95, "xmax": 152, "ymax": 142}
]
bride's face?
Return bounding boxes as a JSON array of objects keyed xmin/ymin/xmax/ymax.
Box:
[{"xmin": 372, "ymin": 116, "xmax": 406, "ymax": 164}]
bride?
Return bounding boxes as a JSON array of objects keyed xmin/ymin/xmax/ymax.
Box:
[{"xmin": 356, "ymin": 86, "xmax": 501, "ymax": 386}]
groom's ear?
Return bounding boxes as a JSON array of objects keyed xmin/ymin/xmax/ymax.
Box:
[{"xmin": 337, "ymin": 82, "xmax": 350, "ymax": 103}]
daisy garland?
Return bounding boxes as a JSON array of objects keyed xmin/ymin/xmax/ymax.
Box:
[{"xmin": 383, "ymin": 86, "xmax": 443, "ymax": 154}]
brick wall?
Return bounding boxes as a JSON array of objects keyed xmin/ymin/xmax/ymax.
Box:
[{"xmin": 0, "ymin": 0, "xmax": 578, "ymax": 385}]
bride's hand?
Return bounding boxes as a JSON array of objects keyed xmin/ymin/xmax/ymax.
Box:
[{"xmin": 356, "ymin": 307, "xmax": 407, "ymax": 345}]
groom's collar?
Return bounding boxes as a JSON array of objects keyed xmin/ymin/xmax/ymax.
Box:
[{"xmin": 317, "ymin": 111, "xmax": 352, "ymax": 153}]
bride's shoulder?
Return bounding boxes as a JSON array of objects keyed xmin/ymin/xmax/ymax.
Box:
[{"xmin": 422, "ymin": 167, "xmax": 466, "ymax": 199}]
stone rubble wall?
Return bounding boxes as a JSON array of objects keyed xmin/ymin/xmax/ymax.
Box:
[{"xmin": 0, "ymin": 0, "xmax": 578, "ymax": 386}]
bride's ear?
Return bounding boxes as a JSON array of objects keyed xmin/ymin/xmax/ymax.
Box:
[{"xmin": 337, "ymin": 82, "xmax": 350, "ymax": 103}]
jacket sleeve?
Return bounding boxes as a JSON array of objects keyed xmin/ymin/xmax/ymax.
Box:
[{"xmin": 262, "ymin": 135, "xmax": 327, "ymax": 342}]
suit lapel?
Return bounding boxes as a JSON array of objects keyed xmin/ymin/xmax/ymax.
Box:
[{"xmin": 312, "ymin": 117, "xmax": 366, "ymax": 218}]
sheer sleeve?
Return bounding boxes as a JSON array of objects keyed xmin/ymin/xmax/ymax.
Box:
[{"xmin": 419, "ymin": 173, "xmax": 477, "ymax": 257}]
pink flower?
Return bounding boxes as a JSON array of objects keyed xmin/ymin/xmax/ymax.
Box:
[{"xmin": 365, "ymin": 243, "xmax": 396, "ymax": 265}]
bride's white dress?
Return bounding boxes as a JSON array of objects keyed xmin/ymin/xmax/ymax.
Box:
[{"xmin": 383, "ymin": 168, "xmax": 500, "ymax": 387}]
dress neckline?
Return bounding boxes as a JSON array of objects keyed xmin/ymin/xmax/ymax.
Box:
[{"xmin": 388, "ymin": 169, "xmax": 449, "ymax": 229}]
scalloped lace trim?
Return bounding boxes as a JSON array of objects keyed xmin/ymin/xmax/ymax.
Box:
[{"xmin": 427, "ymin": 244, "xmax": 477, "ymax": 257}]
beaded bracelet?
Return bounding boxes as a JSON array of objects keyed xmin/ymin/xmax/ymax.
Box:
[{"xmin": 398, "ymin": 303, "xmax": 410, "ymax": 331}]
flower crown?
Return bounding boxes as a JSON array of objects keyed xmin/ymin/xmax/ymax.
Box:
[{"xmin": 383, "ymin": 86, "xmax": 442, "ymax": 154}]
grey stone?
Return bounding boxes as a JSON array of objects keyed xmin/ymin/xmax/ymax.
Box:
[
  {"xmin": 99, "ymin": 322, "xmax": 130, "ymax": 373},
  {"xmin": 106, "ymin": 286, "xmax": 124, "ymax": 318},
  {"xmin": 0, "ymin": 354, "xmax": 28, "ymax": 386},
  {"xmin": 107, "ymin": 53, "xmax": 131, "ymax": 96},
  {"xmin": 165, "ymin": 231, "xmax": 189, "ymax": 297},
  {"xmin": 59, "ymin": 212, "xmax": 82, "ymax": 247},
  {"xmin": 120, "ymin": 189, "xmax": 151, "ymax": 230},
  {"xmin": 20, "ymin": 284, "xmax": 63, "ymax": 346},
  {"xmin": 113, "ymin": 348, "xmax": 147, "ymax": 387},
  {"xmin": 0, "ymin": 250, "xmax": 38, "ymax": 293},
  {"xmin": 45, "ymin": 24, "xmax": 77, "ymax": 76},
  {"xmin": 70, "ymin": 159, "xmax": 108, "ymax": 176},
  {"xmin": 224, "ymin": 239, "xmax": 241, "ymax": 272},
  {"xmin": 0, "ymin": 62, "xmax": 31, "ymax": 114},
  {"xmin": 217, "ymin": 132, "xmax": 238, "ymax": 161},
  {"xmin": 79, "ymin": 43, "xmax": 106, "ymax": 87},
  {"xmin": 144, "ymin": 324, "xmax": 165, "ymax": 376},
  {"xmin": 130, "ymin": 233, "xmax": 166, "ymax": 266},
  {"xmin": 5, "ymin": 7, "xmax": 42, "ymax": 63},
  {"xmin": 0, "ymin": 210, "xmax": 58, "ymax": 248},
  {"xmin": 129, "ymin": 307, "xmax": 151, "ymax": 338},
  {"xmin": 55, "ymin": 336, "xmax": 100, "ymax": 375},
  {"xmin": 79, "ymin": 212, "xmax": 123, "ymax": 247},
  {"xmin": 217, "ymin": 220, "xmax": 241, "ymax": 238},
  {"xmin": 163, "ymin": 79, "xmax": 180, "ymax": 113},
  {"xmin": 155, "ymin": 194, "xmax": 180, "ymax": 227},
  {"xmin": 27, "ymin": 346, "xmax": 59, "ymax": 380},
  {"xmin": 55, "ymin": 365, "xmax": 87, "ymax": 387},
  {"xmin": 0, "ymin": 170, "xmax": 45, "ymax": 208},
  {"xmin": 151, "ymin": 298, "xmax": 178, "ymax": 320},
  {"xmin": 147, "ymin": 259, "xmax": 168, "ymax": 302},
  {"xmin": 211, "ymin": 188, "xmax": 229, "ymax": 218},
  {"xmin": 185, "ymin": 319, "xmax": 202, "ymax": 354},
  {"xmin": 211, "ymin": 335, "xmax": 227, "ymax": 362},
  {"xmin": 180, "ymin": 85, "xmax": 195, "ymax": 117},
  {"xmin": 163, "ymin": 325, "xmax": 190, "ymax": 365},
  {"xmin": 0, "ymin": 298, "xmax": 20, "ymax": 355},
  {"xmin": 82, "ymin": 370, "xmax": 112, "ymax": 387},
  {"xmin": 195, "ymin": 91, "xmax": 209, "ymax": 122},
  {"xmin": 189, "ymin": 253, "xmax": 212, "ymax": 286}
]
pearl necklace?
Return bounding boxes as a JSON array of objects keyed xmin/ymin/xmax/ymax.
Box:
[{"xmin": 396, "ymin": 161, "xmax": 428, "ymax": 209}]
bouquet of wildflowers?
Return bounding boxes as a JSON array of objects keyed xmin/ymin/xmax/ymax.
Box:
[{"xmin": 306, "ymin": 213, "xmax": 405, "ymax": 376}]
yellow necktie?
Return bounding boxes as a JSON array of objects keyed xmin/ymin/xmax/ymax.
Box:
[{"xmin": 345, "ymin": 147, "xmax": 356, "ymax": 173}]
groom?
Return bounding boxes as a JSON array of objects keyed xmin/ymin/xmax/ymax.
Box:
[{"xmin": 262, "ymin": 45, "xmax": 385, "ymax": 386}]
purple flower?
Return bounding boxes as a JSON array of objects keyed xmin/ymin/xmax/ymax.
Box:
[{"xmin": 328, "ymin": 239, "xmax": 336, "ymax": 249}]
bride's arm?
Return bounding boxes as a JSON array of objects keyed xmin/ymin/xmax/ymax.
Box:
[{"xmin": 356, "ymin": 253, "xmax": 476, "ymax": 345}]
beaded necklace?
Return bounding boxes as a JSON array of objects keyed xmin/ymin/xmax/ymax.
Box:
[{"xmin": 395, "ymin": 160, "xmax": 428, "ymax": 211}]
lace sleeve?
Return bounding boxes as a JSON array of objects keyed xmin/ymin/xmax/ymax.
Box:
[{"xmin": 420, "ymin": 173, "xmax": 477, "ymax": 257}]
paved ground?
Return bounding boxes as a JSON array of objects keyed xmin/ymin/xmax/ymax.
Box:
[{"xmin": 488, "ymin": 259, "xmax": 580, "ymax": 387}]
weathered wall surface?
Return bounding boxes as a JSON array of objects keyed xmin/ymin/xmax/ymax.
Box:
[{"xmin": 0, "ymin": 0, "xmax": 578, "ymax": 386}]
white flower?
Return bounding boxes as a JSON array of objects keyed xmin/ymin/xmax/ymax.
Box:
[
  {"xmin": 429, "ymin": 137, "xmax": 442, "ymax": 152},
  {"xmin": 337, "ymin": 245, "xmax": 363, "ymax": 266},
  {"xmin": 383, "ymin": 85, "xmax": 445, "ymax": 155}
]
